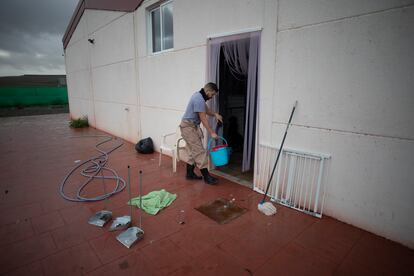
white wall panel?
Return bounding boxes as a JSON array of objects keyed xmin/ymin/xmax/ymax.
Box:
[
  {"xmin": 94, "ymin": 101, "xmax": 139, "ymax": 143},
  {"xmin": 279, "ymin": 0, "xmax": 414, "ymax": 30},
  {"xmin": 256, "ymin": 0, "xmax": 278, "ymax": 144},
  {"xmin": 140, "ymin": 106, "xmax": 184, "ymax": 151},
  {"xmin": 65, "ymin": 39, "xmax": 89, "ymax": 74},
  {"xmin": 86, "ymin": 9, "xmax": 126, "ymax": 34},
  {"xmin": 68, "ymin": 98, "xmax": 95, "ymax": 126},
  {"xmin": 139, "ymin": 46, "xmax": 206, "ymax": 111},
  {"xmin": 66, "ymin": 70, "xmax": 92, "ymax": 100},
  {"xmin": 66, "ymin": 9, "xmax": 138, "ymax": 142},
  {"xmin": 90, "ymin": 13, "xmax": 135, "ymax": 67},
  {"xmin": 274, "ymin": 6, "xmax": 414, "ymax": 139},
  {"xmin": 175, "ymin": 0, "xmax": 265, "ymax": 50},
  {"xmin": 91, "ymin": 60, "xmax": 137, "ymax": 104}
]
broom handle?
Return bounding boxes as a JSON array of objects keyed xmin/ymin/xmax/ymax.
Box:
[
  {"xmin": 127, "ymin": 165, "xmax": 132, "ymax": 219},
  {"xmin": 139, "ymin": 170, "xmax": 143, "ymax": 229},
  {"xmin": 261, "ymin": 101, "xmax": 298, "ymax": 204}
]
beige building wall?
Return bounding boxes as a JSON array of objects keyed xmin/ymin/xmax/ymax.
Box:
[{"xmin": 65, "ymin": 10, "xmax": 139, "ymax": 143}]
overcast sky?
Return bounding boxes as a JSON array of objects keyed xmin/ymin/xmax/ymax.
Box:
[{"xmin": 0, "ymin": 0, "xmax": 78, "ymax": 77}]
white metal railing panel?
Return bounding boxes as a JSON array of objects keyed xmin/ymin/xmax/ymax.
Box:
[{"xmin": 254, "ymin": 143, "xmax": 331, "ymax": 218}]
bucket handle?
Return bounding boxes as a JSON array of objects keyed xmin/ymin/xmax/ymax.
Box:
[{"xmin": 208, "ymin": 136, "xmax": 228, "ymax": 151}]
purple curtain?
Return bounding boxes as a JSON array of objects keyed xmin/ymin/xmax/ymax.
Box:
[
  {"xmin": 207, "ymin": 31, "xmax": 260, "ymax": 172},
  {"xmin": 207, "ymin": 40, "xmax": 221, "ymax": 134},
  {"xmin": 222, "ymin": 38, "xmax": 249, "ymax": 80}
]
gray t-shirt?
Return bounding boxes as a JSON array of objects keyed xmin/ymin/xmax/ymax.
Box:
[{"xmin": 182, "ymin": 91, "xmax": 206, "ymax": 125}]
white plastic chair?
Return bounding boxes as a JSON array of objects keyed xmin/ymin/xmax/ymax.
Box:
[{"xmin": 159, "ymin": 127, "xmax": 186, "ymax": 172}]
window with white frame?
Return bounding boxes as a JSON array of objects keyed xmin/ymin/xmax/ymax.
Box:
[{"xmin": 149, "ymin": 1, "xmax": 173, "ymax": 53}]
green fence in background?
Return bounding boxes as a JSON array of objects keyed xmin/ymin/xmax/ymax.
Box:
[{"xmin": 0, "ymin": 86, "xmax": 68, "ymax": 107}]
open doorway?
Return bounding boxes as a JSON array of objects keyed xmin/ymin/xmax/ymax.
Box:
[
  {"xmin": 217, "ymin": 42, "xmax": 253, "ymax": 184},
  {"xmin": 207, "ymin": 31, "xmax": 260, "ymax": 188}
]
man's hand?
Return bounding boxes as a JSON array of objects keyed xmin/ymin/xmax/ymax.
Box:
[
  {"xmin": 215, "ymin": 113, "xmax": 223, "ymax": 124},
  {"xmin": 199, "ymin": 112, "xmax": 218, "ymax": 139}
]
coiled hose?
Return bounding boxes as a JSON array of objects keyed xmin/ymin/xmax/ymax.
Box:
[{"xmin": 59, "ymin": 135, "xmax": 126, "ymax": 202}]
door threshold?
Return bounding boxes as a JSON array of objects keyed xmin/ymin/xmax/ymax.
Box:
[{"xmin": 211, "ymin": 169, "xmax": 253, "ymax": 189}]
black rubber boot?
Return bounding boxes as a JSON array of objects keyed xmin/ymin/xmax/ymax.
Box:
[
  {"xmin": 186, "ymin": 164, "xmax": 202, "ymax": 180},
  {"xmin": 200, "ymin": 168, "xmax": 218, "ymax": 185}
]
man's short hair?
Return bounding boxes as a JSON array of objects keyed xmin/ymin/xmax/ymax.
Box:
[{"xmin": 204, "ymin": 82, "xmax": 218, "ymax": 92}]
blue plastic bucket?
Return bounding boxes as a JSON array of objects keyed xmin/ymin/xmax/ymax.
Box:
[{"xmin": 208, "ymin": 137, "xmax": 231, "ymax": 166}]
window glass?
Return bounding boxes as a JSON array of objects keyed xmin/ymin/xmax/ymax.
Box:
[
  {"xmin": 161, "ymin": 2, "xmax": 173, "ymax": 50},
  {"xmin": 151, "ymin": 8, "xmax": 161, "ymax": 52}
]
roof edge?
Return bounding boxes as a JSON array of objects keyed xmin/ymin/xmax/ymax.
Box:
[{"xmin": 62, "ymin": 0, "xmax": 144, "ymax": 49}]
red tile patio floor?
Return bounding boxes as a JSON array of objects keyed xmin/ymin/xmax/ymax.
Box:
[{"xmin": 0, "ymin": 114, "xmax": 413, "ymax": 275}]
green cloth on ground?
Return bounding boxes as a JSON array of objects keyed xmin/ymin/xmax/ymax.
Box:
[{"xmin": 128, "ymin": 189, "xmax": 177, "ymax": 215}]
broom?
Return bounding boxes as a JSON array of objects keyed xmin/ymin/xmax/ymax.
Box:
[{"xmin": 258, "ymin": 101, "xmax": 298, "ymax": 216}]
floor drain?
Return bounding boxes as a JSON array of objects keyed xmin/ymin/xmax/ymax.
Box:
[{"xmin": 195, "ymin": 198, "xmax": 247, "ymax": 224}]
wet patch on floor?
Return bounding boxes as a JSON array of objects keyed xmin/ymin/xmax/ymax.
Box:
[{"xmin": 195, "ymin": 198, "xmax": 247, "ymax": 224}]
